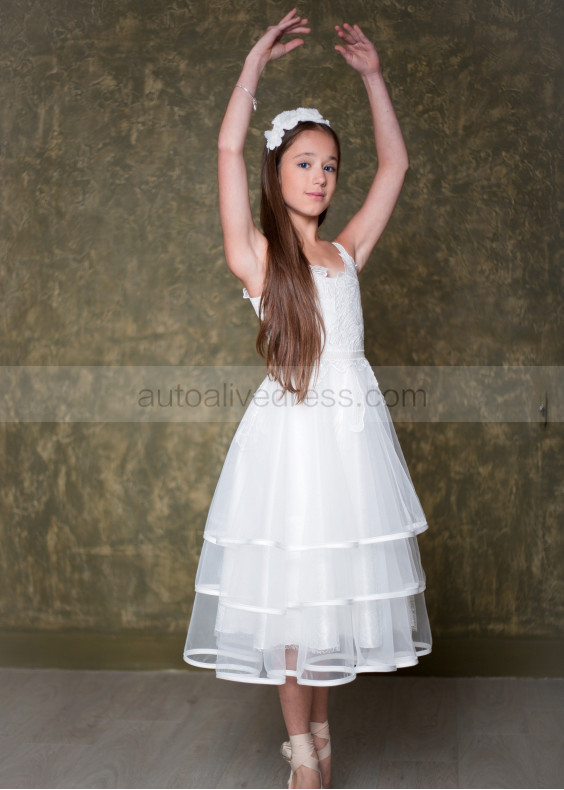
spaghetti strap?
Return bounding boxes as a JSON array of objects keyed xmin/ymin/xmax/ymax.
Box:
[{"xmin": 332, "ymin": 240, "xmax": 359, "ymax": 270}]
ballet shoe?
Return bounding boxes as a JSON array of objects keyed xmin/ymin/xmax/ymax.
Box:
[
  {"xmin": 280, "ymin": 719, "xmax": 331, "ymax": 764},
  {"xmin": 284, "ymin": 731, "xmax": 322, "ymax": 789}
]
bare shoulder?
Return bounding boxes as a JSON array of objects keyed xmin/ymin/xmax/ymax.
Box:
[{"xmin": 227, "ymin": 227, "xmax": 268, "ymax": 299}]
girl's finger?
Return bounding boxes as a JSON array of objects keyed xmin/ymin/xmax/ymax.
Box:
[
  {"xmin": 342, "ymin": 22, "xmax": 360, "ymax": 41},
  {"xmin": 346, "ymin": 22, "xmax": 365, "ymax": 39},
  {"xmin": 353, "ymin": 23, "xmax": 369, "ymax": 41},
  {"xmin": 281, "ymin": 20, "xmax": 310, "ymax": 35},
  {"xmin": 280, "ymin": 7, "xmax": 298, "ymax": 21},
  {"xmin": 284, "ymin": 38, "xmax": 306, "ymax": 53},
  {"xmin": 280, "ymin": 10, "xmax": 307, "ymax": 25},
  {"xmin": 285, "ymin": 18, "xmax": 309, "ymax": 30},
  {"xmin": 335, "ymin": 24, "xmax": 357, "ymax": 44},
  {"xmin": 334, "ymin": 31, "xmax": 354, "ymax": 46},
  {"xmin": 279, "ymin": 17, "xmax": 308, "ymax": 34}
]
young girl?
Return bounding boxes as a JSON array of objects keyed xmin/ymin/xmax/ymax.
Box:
[{"xmin": 183, "ymin": 9, "xmax": 432, "ymax": 789}]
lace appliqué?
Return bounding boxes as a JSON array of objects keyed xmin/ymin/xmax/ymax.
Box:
[
  {"xmin": 334, "ymin": 267, "xmax": 364, "ymax": 351},
  {"xmin": 406, "ymin": 595, "xmax": 418, "ymax": 631},
  {"xmin": 309, "ymin": 264, "xmax": 344, "ymax": 278},
  {"xmin": 283, "ymin": 643, "xmax": 341, "ymax": 655},
  {"xmin": 233, "ymin": 406, "xmax": 260, "ymax": 451},
  {"xmin": 310, "ymin": 257, "xmax": 364, "ymax": 350},
  {"xmin": 313, "ymin": 356, "xmax": 371, "ymax": 392}
]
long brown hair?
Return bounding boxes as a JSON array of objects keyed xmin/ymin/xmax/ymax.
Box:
[{"xmin": 255, "ymin": 121, "xmax": 341, "ymax": 405}]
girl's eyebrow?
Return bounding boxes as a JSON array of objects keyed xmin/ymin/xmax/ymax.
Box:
[{"xmin": 292, "ymin": 152, "xmax": 338, "ymax": 162}]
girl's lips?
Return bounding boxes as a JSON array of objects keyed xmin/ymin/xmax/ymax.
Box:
[{"xmin": 306, "ymin": 193, "xmax": 325, "ymax": 200}]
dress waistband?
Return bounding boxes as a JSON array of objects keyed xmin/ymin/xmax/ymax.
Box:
[{"xmin": 320, "ymin": 349, "xmax": 366, "ymax": 360}]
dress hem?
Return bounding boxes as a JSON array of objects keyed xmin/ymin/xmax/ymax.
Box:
[{"xmin": 183, "ymin": 644, "xmax": 432, "ymax": 686}]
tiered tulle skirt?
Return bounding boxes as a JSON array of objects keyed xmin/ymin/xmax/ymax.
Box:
[{"xmin": 183, "ymin": 355, "xmax": 432, "ymax": 685}]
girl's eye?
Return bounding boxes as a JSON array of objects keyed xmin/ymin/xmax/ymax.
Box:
[{"xmin": 298, "ymin": 163, "xmax": 336, "ymax": 172}]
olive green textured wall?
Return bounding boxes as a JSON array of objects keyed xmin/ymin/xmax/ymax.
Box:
[{"xmin": 1, "ymin": 0, "xmax": 562, "ymax": 673}]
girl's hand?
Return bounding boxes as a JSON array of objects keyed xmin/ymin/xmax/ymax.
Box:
[
  {"xmin": 248, "ymin": 8, "xmax": 311, "ymax": 66},
  {"xmin": 334, "ymin": 23, "xmax": 381, "ymax": 76}
]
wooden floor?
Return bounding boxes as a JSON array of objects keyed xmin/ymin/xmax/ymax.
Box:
[{"xmin": 0, "ymin": 669, "xmax": 562, "ymax": 788}]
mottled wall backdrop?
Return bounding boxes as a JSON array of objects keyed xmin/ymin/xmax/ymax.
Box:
[{"xmin": 1, "ymin": 0, "xmax": 562, "ymax": 671}]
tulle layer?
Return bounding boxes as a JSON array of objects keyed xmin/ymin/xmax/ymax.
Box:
[
  {"xmin": 183, "ymin": 358, "xmax": 432, "ymax": 685},
  {"xmin": 195, "ymin": 537, "xmax": 427, "ymax": 612},
  {"xmin": 185, "ymin": 589, "xmax": 431, "ymax": 685}
]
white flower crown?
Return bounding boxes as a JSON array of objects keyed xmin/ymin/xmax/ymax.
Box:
[{"xmin": 264, "ymin": 107, "xmax": 331, "ymax": 151}]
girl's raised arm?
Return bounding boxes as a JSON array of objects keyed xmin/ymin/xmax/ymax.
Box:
[
  {"xmin": 333, "ymin": 23, "xmax": 409, "ymax": 272},
  {"xmin": 218, "ymin": 9, "xmax": 310, "ymax": 288}
]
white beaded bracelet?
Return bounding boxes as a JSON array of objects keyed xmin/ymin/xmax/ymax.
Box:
[{"xmin": 236, "ymin": 83, "xmax": 257, "ymax": 111}]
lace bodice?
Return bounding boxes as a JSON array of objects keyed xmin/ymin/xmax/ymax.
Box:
[
  {"xmin": 242, "ymin": 241, "xmax": 365, "ymax": 358},
  {"xmin": 238, "ymin": 241, "xmax": 378, "ymax": 438}
]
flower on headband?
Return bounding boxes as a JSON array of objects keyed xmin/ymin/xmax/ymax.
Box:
[{"xmin": 264, "ymin": 107, "xmax": 331, "ymax": 151}]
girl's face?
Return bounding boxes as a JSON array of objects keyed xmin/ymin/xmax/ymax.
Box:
[{"xmin": 278, "ymin": 129, "xmax": 339, "ymax": 219}]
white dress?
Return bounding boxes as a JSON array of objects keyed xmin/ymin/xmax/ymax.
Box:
[{"xmin": 183, "ymin": 241, "xmax": 432, "ymax": 686}]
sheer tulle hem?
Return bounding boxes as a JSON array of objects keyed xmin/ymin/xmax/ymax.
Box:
[
  {"xmin": 183, "ymin": 589, "xmax": 432, "ymax": 685},
  {"xmin": 183, "ymin": 648, "xmax": 432, "ymax": 686}
]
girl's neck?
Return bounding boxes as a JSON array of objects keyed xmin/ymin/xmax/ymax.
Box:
[{"xmin": 293, "ymin": 218, "xmax": 324, "ymax": 250}]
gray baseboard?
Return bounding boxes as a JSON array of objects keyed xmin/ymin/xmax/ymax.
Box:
[{"xmin": 0, "ymin": 630, "xmax": 562, "ymax": 677}]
